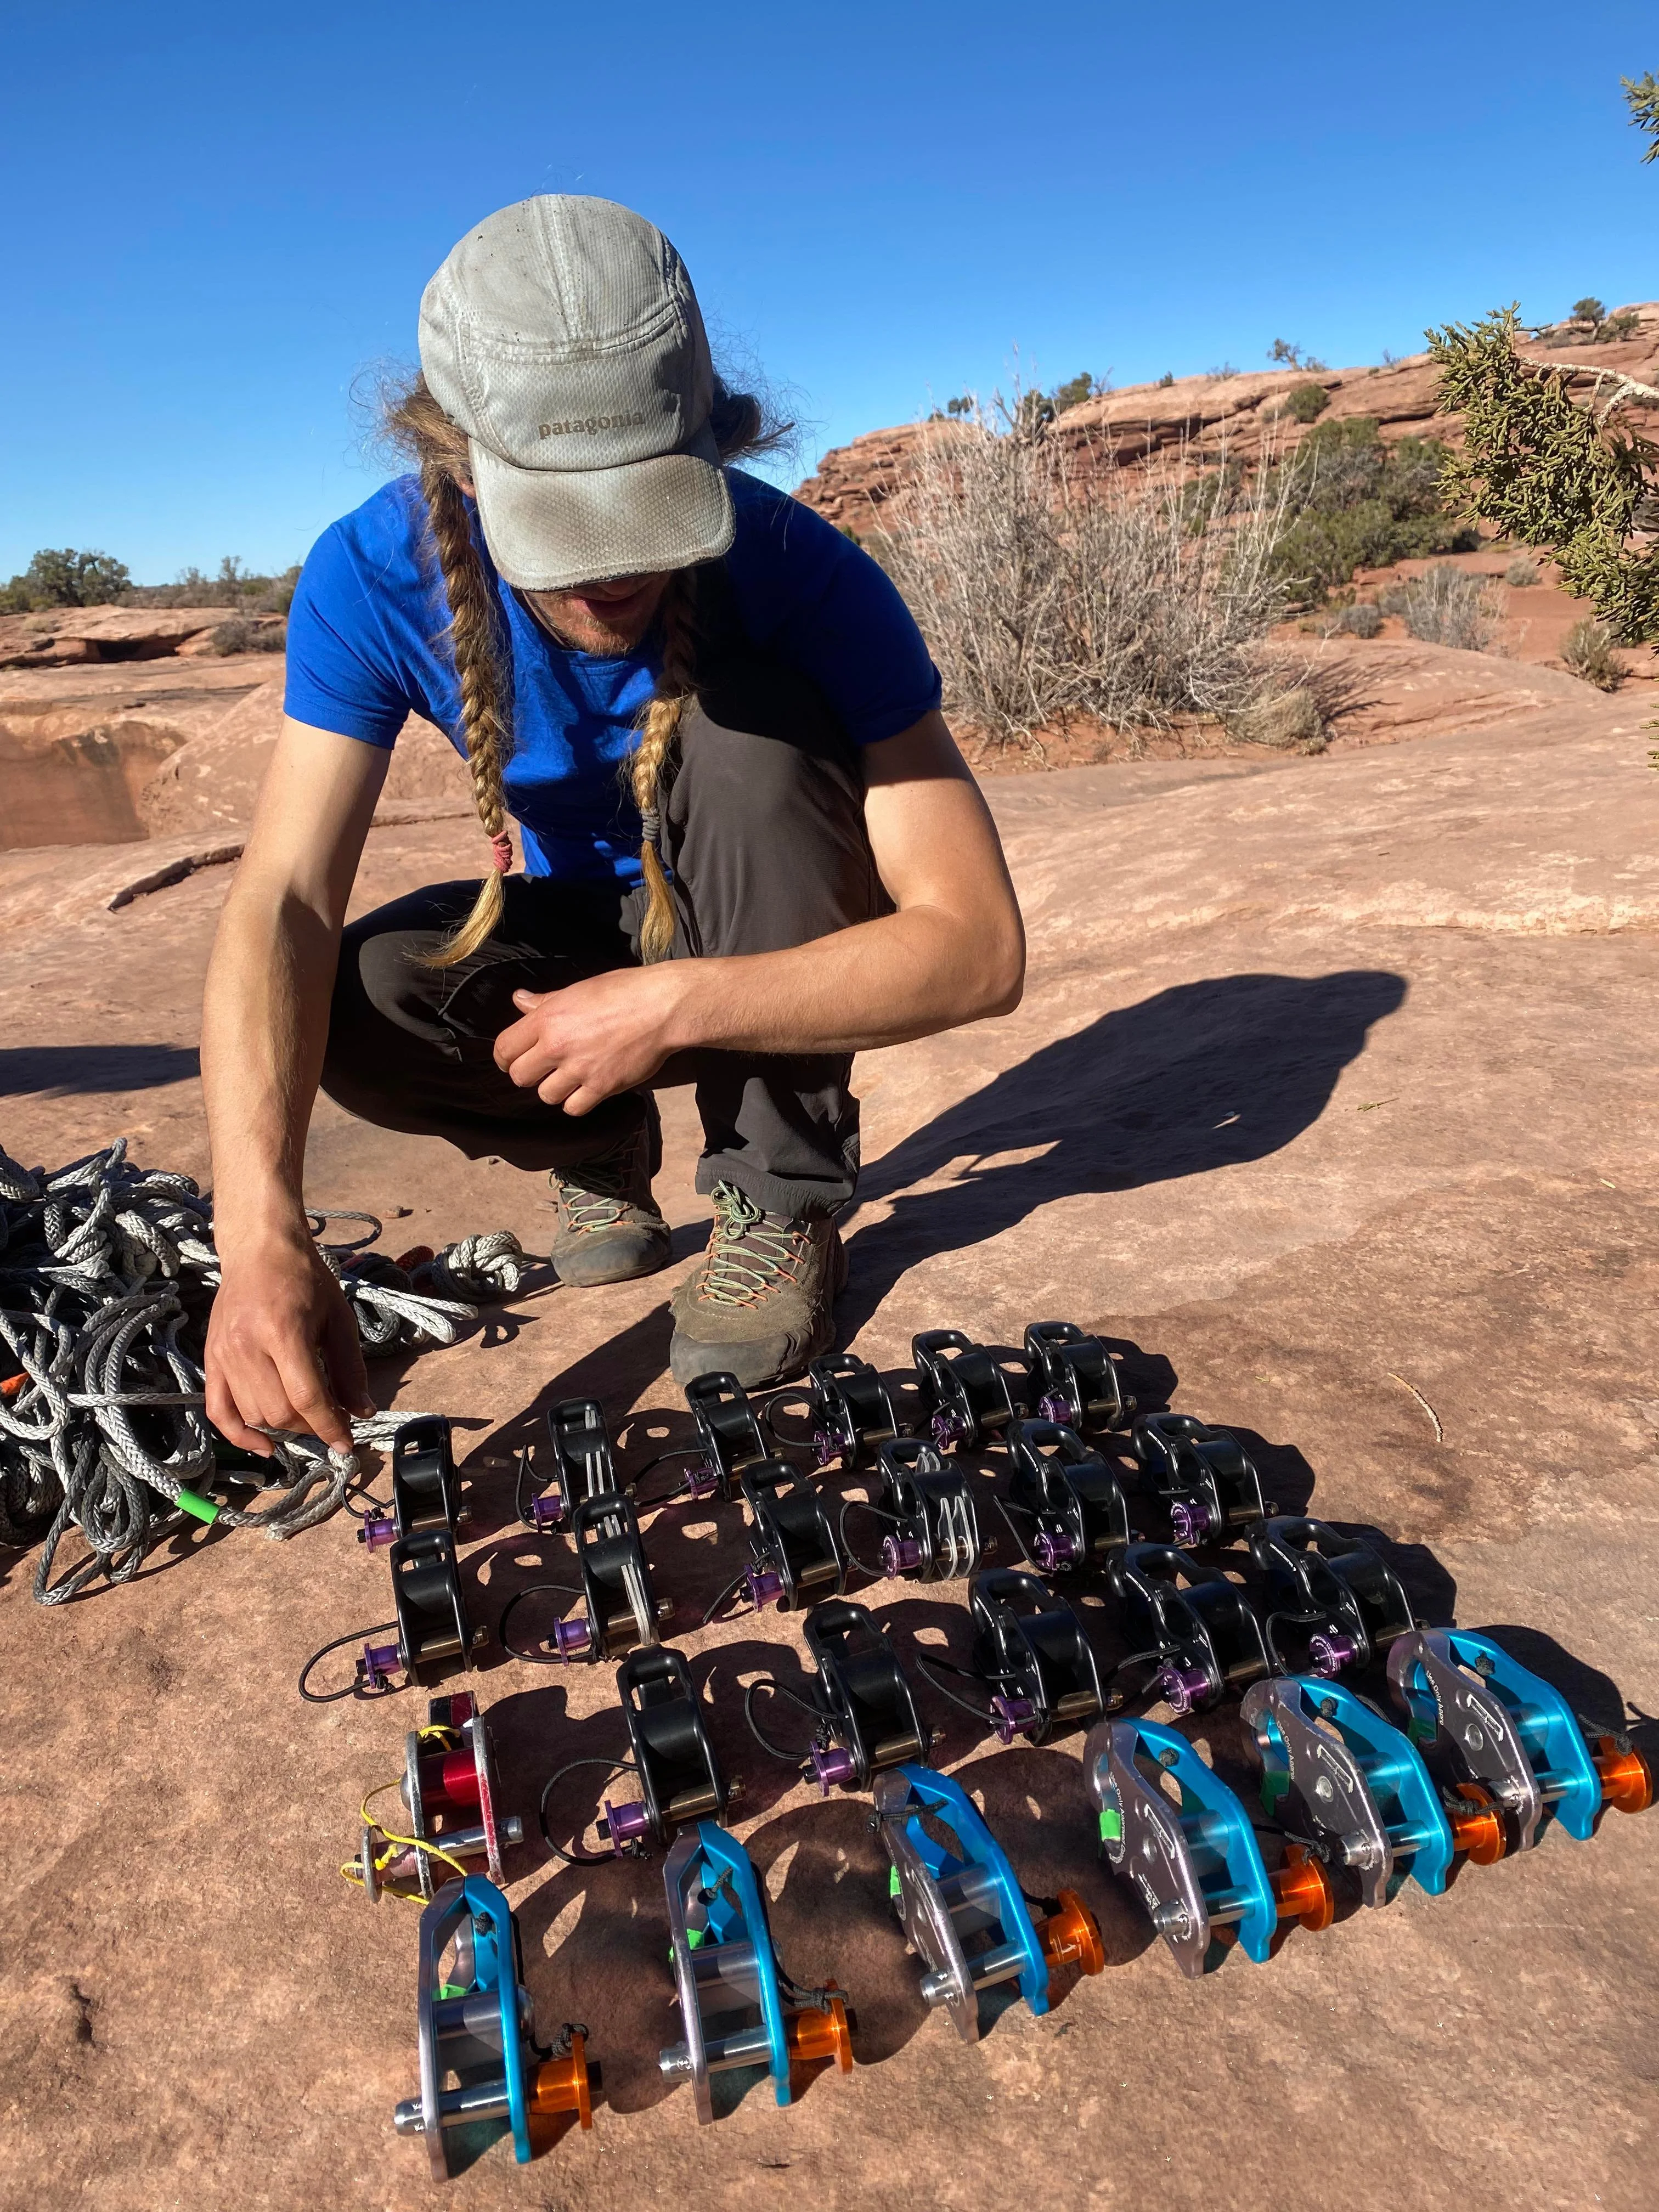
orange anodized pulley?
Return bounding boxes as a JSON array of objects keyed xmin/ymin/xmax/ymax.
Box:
[
  {"xmin": 786, "ymin": 1988, "xmax": 854, "ymax": 2075},
  {"xmin": 1447, "ymin": 1783, "xmax": 1506, "ymax": 1866},
  {"xmin": 531, "ymin": 2033, "xmax": 593, "ymax": 2130},
  {"xmin": 1037, "ymin": 1889, "xmax": 1106, "ymax": 1977},
  {"xmin": 1270, "ymin": 1844, "xmax": 1335, "ymax": 1932},
  {"xmin": 1595, "ymin": 1738, "xmax": 1654, "ymax": 1818}
]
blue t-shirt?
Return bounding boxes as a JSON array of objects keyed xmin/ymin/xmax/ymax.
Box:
[{"xmin": 284, "ymin": 469, "xmax": 941, "ymax": 884}]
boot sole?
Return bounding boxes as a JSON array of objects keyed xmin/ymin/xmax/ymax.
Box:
[{"xmin": 553, "ymin": 1235, "xmax": 674, "ymax": 1289}]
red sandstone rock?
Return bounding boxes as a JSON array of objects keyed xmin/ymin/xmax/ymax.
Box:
[
  {"xmin": 794, "ymin": 306, "xmax": 1659, "ymax": 528},
  {"xmin": 0, "ymin": 654, "xmax": 1655, "ymax": 2210},
  {"xmin": 0, "ymin": 605, "xmax": 260, "ymax": 670}
]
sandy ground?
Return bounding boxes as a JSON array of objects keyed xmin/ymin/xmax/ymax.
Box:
[{"xmin": 0, "ymin": 665, "xmax": 1656, "ymax": 2210}]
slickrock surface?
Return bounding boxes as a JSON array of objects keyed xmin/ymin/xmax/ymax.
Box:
[{"xmin": 1, "ymin": 671, "xmax": 1655, "ymax": 2210}]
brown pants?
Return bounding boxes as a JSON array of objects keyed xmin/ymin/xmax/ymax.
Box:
[{"xmin": 321, "ymin": 696, "xmax": 887, "ymax": 1219}]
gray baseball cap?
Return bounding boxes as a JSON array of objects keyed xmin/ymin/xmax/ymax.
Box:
[{"xmin": 418, "ymin": 195, "xmax": 735, "ymax": 591}]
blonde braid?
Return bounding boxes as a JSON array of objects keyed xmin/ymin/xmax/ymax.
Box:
[
  {"xmin": 630, "ymin": 572, "xmax": 699, "ymax": 963},
  {"xmin": 421, "ymin": 458, "xmax": 514, "ymax": 968}
]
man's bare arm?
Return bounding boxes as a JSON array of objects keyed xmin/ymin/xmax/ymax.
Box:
[
  {"xmin": 200, "ymin": 719, "xmax": 388, "ymax": 1452},
  {"xmin": 493, "ymin": 712, "xmax": 1024, "ymax": 1113}
]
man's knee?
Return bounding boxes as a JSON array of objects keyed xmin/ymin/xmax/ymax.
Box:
[
  {"xmin": 323, "ymin": 912, "xmax": 450, "ymax": 1115},
  {"xmin": 668, "ymin": 702, "xmax": 882, "ymax": 956}
]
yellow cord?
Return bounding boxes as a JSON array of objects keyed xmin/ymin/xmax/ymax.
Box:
[{"xmin": 339, "ymin": 1769, "xmax": 475, "ymax": 1900}]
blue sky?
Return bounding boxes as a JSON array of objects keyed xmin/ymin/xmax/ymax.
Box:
[{"xmin": 1, "ymin": 1, "xmax": 1654, "ymax": 582}]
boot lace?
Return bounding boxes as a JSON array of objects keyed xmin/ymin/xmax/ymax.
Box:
[
  {"xmin": 697, "ymin": 1182, "xmax": 810, "ymax": 1308},
  {"xmin": 555, "ymin": 1137, "xmax": 636, "ymax": 1234}
]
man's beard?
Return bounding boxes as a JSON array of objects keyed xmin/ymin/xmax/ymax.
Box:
[{"xmin": 521, "ymin": 588, "xmax": 661, "ymax": 657}]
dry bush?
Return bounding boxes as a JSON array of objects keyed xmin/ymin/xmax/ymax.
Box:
[
  {"xmin": 1379, "ymin": 566, "xmax": 1503, "ymax": 651},
  {"xmin": 1504, "ymin": 554, "xmax": 1541, "ymax": 586},
  {"xmin": 1560, "ymin": 617, "xmax": 1627, "ymax": 690},
  {"xmin": 210, "ymin": 617, "xmax": 286, "ymax": 657},
  {"xmin": 870, "ymin": 405, "xmax": 1299, "ymax": 750}
]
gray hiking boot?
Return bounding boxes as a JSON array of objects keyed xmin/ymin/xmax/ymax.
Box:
[
  {"xmin": 669, "ymin": 1179, "xmax": 847, "ymax": 1389},
  {"xmin": 550, "ymin": 1104, "xmax": 672, "ymax": 1288}
]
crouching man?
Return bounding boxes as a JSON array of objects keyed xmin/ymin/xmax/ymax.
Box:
[{"xmin": 200, "ymin": 194, "xmax": 1023, "ymax": 1457}]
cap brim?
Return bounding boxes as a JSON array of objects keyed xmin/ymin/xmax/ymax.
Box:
[{"xmin": 469, "ymin": 437, "xmax": 735, "ymax": 591}]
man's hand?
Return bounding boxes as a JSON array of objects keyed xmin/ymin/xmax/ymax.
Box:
[
  {"xmin": 494, "ymin": 963, "xmax": 689, "ymax": 1114},
  {"xmin": 205, "ymin": 1232, "xmax": 374, "ymax": 1457}
]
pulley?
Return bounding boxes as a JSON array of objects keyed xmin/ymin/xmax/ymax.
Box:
[
  {"xmin": 659, "ymin": 1823, "xmax": 853, "ymax": 2123},
  {"xmin": 910, "ymin": 1330, "xmax": 1020, "ymax": 1452},
  {"xmin": 1085, "ymin": 1718, "xmax": 1334, "ymax": 1978},
  {"xmin": 1129, "ymin": 1412, "xmax": 1265, "ymax": 1545},
  {"xmin": 392, "ymin": 1875, "xmax": 594, "ymax": 2180},
  {"xmin": 1004, "ymin": 1419, "xmax": 1129, "ymax": 1575},
  {"xmin": 360, "ymin": 1415, "xmax": 465, "ymax": 1554},
  {"xmin": 1022, "ymin": 1320, "xmax": 1131, "ymax": 1435},
  {"xmin": 875, "ymin": 1764, "xmax": 1103, "ymax": 2040}
]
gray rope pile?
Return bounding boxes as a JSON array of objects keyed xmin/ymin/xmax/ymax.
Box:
[{"xmin": 0, "ymin": 1141, "xmax": 529, "ymax": 1602}]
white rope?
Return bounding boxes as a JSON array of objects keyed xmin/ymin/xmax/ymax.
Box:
[{"xmin": 0, "ymin": 1139, "xmax": 527, "ymax": 1601}]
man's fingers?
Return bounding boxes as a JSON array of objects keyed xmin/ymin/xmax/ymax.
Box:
[
  {"xmin": 273, "ymin": 1344, "xmax": 354, "ymax": 1453},
  {"xmin": 320, "ymin": 1292, "xmax": 375, "ymax": 1420},
  {"xmin": 550, "ymin": 1080, "xmax": 601, "ymax": 1116},
  {"xmin": 205, "ymin": 1373, "xmax": 275, "ymax": 1457},
  {"xmin": 511, "ymin": 989, "xmax": 546, "ymax": 1011},
  {"xmin": 493, "ymin": 1007, "xmax": 545, "ymax": 1073}
]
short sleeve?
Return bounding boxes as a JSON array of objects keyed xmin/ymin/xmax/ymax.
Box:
[
  {"xmin": 283, "ymin": 520, "xmax": 422, "ymax": 747},
  {"xmin": 723, "ymin": 473, "xmax": 943, "ymax": 744}
]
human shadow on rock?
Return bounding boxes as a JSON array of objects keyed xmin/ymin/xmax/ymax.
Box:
[
  {"xmin": 838, "ymin": 969, "xmax": 1407, "ymax": 1335},
  {"xmin": 491, "ymin": 1684, "xmax": 685, "ymax": 2118},
  {"xmin": 447, "ymin": 1302, "xmax": 679, "ymax": 1543},
  {"xmin": 1472, "ymin": 1622, "xmax": 1642, "ymax": 1743},
  {"xmin": 0, "ymin": 1041, "xmax": 200, "ymax": 1099}
]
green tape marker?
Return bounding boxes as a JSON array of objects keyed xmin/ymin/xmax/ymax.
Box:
[
  {"xmin": 1098, "ymin": 1806, "xmax": 1123, "ymax": 1844},
  {"xmin": 175, "ymin": 1487, "xmax": 220, "ymax": 1526},
  {"xmin": 888, "ymin": 1865, "xmax": 901, "ymax": 1899}
]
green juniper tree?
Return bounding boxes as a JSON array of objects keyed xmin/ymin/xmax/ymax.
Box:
[{"xmin": 1427, "ymin": 74, "xmax": 1659, "ymax": 644}]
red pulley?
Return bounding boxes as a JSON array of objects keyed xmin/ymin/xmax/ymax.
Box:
[{"xmin": 418, "ymin": 1749, "xmax": 481, "ymax": 1809}]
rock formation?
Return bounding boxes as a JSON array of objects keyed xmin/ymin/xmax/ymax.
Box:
[{"xmin": 794, "ymin": 307, "xmax": 1659, "ymax": 534}]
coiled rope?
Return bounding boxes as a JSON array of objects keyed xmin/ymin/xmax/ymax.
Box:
[{"xmin": 0, "ymin": 1139, "xmax": 528, "ymax": 1600}]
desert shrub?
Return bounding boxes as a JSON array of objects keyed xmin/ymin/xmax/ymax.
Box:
[
  {"xmin": 14, "ymin": 547, "xmax": 130, "ymax": 607},
  {"xmin": 1504, "ymin": 555, "xmax": 1541, "ymax": 586},
  {"xmin": 1227, "ymin": 684, "xmax": 1326, "ymax": 751},
  {"xmin": 1051, "ymin": 371, "xmax": 1099, "ymax": 413},
  {"xmin": 1269, "ymin": 338, "xmax": 1329, "ymax": 372},
  {"xmin": 1428, "ymin": 82, "xmax": 1659, "ymax": 643},
  {"xmin": 1156, "ymin": 371, "xmax": 1175, "ymax": 388},
  {"xmin": 871, "ymin": 407, "xmax": 1297, "ymax": 748},
  {"xmin": 1283, "ymin": 382, "xmax": 1330, "ymax": 424},
  {"xmin": 1272, "ymin": 418, "xmax": 1479, "ymax": 603},
  {"xmin": 1571, "ymin": 296, "xmax": 1607, "ymax": 329},
  {"xmin": 1335, "ymin": 600, "xmax": 1383, "ymax": 637},
  {"xmin": 1380, "ymin": 565, "xmax": 1501, "ymax": 650},
  {"xmin": 1560, "ymin": 617, "xmax": 1626, "ymax": 689},
  {"xmin": 210, "ymin": 617, "xmax": 286, "ymax": 656}
]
